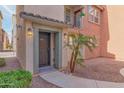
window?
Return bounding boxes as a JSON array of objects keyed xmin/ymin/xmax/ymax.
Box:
[
  {"xmin": 74, "ymin": 10, "xmax": 82, "ymax": 28},
  {"xmin": 65, "ymin": 7, "xmax": 83, "ymax": 28},
  {"xmin": 88, "ymin": 6, "xmax": 100, "ymax": 24},
  {"xmin": 65, "ymin": 8, "xmax": 71, "ymax": 24}
]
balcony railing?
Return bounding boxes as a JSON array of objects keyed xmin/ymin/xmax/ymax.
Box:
[{"xmin": 64, "ymin": 14, "xmax": 83, "ymax": 29}]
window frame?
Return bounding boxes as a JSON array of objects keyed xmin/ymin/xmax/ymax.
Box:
[
  {"xmin": 88, "ymin": 5, "xmax": 101, "ymax": 25},
  {"xmin": 64, "ymin": 7, "xmax": 71, "ymax": 24},
  {"xmin": 64, "ymin": 7, "xmax": 83, "ymax": 29},
  {"xmin": 74, "ymin": 9, "xmax": 82, "ymax": 28}
]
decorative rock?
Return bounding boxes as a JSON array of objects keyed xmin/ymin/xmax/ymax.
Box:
[{"xmin": 120, "ymin": 68, "xmax": 124, "ymax": 77}]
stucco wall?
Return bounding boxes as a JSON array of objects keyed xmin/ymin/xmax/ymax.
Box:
[
  {"xmin": 81, "ymin": 6, "xmax": 112, "ymax": 59},
  {"xmin": 24, "ymin": 5, "xmax": 64, "ymax": 21},
  {"xmin": 62, "ymin": 32, "xmax": 71, "ymax": 68},
  {"xmin": 25, "ymin": 20, "xmax": 34, "ymax": 73},
  {"xmin": 62, "ymin": 6, "xmax": 111, "ymax": 60},
  {"xmin": 61, "ymin": 5, "xmax": 110, "ymax": 67},
  {"xmin": 16, "ymin": 5, "xmax": 26, "ymax": 69},
  {"xmin": 107, "ymin": 5, "xmax": 124, "ymax": 60},
  {"xmin": 78, "ymin": 6, "xmax": 102, "ymax": 59}
]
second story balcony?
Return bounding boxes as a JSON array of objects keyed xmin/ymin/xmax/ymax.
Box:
[{"xmin": 64, "ymin": 5, "xmax": 84, "ymax": 29}]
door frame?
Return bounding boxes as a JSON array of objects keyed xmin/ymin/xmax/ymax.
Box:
[
  {"xmin": 39, "ymin": 32, "xmax": 51, "ymax": 67},
  {"xmin": 33, "ymin": 27, "xmax": 62, "ymax": 73}
]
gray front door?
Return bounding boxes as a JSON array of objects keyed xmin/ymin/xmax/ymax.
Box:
[{"xmin": 39, "ymin": 32, "xmax": 50, "ymax": 67}]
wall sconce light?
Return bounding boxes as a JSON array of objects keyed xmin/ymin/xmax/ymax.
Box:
[
  {"xmin": 64, "ymin": 33, "xmax": 68, "ymax": 43},
  {"xmin": 27, "ymin": 28, "xmax": 33, "ymax": 37}
]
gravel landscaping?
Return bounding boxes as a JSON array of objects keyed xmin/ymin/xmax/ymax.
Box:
[
  {"xmin": 0, "ymin": 57, "xmax": 58, "ymax": 88},
  {"xmin": 31, "ymin": 76, "xmax": 58, "ymax": 88},
  {"xmin": 73, "ymin": 58, "xmax": 124, "ymax": 82}
]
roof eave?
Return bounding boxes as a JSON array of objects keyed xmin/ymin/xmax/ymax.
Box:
[{"xmin": 21, "ymin": 14, "xmax": 70, "ymax": 29}]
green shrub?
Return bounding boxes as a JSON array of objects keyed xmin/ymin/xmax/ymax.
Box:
[
  {"xmin": 0, "ymin": 58, "xmax": 5, "ymax": 67},
  {"xmin": 0, "ymin": 69, "xmax": 32, "ymax": 88}
]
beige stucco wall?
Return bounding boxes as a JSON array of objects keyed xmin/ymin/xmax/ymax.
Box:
[
  {"xmin": 107, "ymin": 5, "xmax": 124, "ymax": 61},
  {"xmin": 24, "ymin": 5, "xmax": 64, "ymax": 21},
  {"xmin": 16, "ymin": 5, "xmax": 26, "ymax": 68},
  {"xmin": 25, "ymin": 20, "xmax": 34, "ymax": 73},
  {"xmin": 62, "ymin": 32, "xmax": 71, "ymax": 68}
]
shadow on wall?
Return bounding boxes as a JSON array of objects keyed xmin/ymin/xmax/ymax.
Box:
[{"xmin": 100, "ymin": 5, "xmax": 116, "ymax": 59}]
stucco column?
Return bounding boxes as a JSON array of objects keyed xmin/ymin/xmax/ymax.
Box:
[
  {"xmin": 50, "ymin": 33, "xmax": 55, "ymax": 66},
  {"xmin": 55, "ymin": 32, "xmax": 62, "ymax": 68},
  {"xmin": 25, "ymin": 20, "xmax": 34, "ymax": 74},
  {"xmin": 100, "ymin": 6, "xmax": 109, "ymax": 57},
  {"xmin": 33, "ymin": 27, "xmax": 39, "ymax": 74}
]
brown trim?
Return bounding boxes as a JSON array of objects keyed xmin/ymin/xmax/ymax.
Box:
[
  {"xmin": 74, "ymin": 8, "xmax": 82, "ymax": 14},
  {"xmin": 93, "ymin": 5, "xmax": 104, "ymax": 11},
  {"xmin": 39, "ymin": 32, "xmax": 51, "ymax": 67}
]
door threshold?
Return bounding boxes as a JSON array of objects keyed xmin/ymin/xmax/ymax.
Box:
[{"xmin": 39, "ymin": 66, "xmax": 57, "ymax": 74}]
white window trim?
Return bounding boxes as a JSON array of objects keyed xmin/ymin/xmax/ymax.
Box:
[
  {"xmin": 64, "ymin": 7, "xmax": 72, "ymax": 24},
  {"xmin": 88, "ymin": 6, "xmax": 100, "ymax": 25}
]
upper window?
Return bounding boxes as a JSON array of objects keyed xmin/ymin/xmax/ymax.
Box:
[
  {"xmin": 74, "ymin": 10, "xmax": 82, "ymax": 28},
  {"xmin": 65, "ymin": 8, "xmax": 71, "ymax": 24},
  {"xmin": 88, "ymin": 6, "xmax": 100, "ymax": 24},
  {"xmin": 64, "ymin": 7, "xmax": 83, "ymax": 28}
]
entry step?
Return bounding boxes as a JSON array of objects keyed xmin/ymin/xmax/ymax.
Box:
[{"xmin": 39, "ymin": 66, "xmax": 57, "ymax": 74}]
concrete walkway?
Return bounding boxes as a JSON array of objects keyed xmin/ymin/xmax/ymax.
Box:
[{"xmin": 40, "ymin": 71, "xmax": 124, "ymax": 88}]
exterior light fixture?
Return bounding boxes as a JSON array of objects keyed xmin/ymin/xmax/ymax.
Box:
[
  {"xmin": 64, "ymin": 33, "xmax": 68, "ymax": 43},
  {"xmin": 27, "ymin": 28, "xmax": 33, "ymax": 37}
]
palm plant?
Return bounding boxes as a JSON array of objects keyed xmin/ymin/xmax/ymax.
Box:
[
  {"xmin": 65, "ymin": 31, "xmax": 97, "ymax": 73},
  {"xmin": 65, "ymin": 6, "xmax": 97, "ymax": 73}
]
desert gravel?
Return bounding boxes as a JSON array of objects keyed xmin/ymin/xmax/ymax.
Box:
[{"xmin": 73, "ymin": 58, "xmax": 124, "ymax": 82}]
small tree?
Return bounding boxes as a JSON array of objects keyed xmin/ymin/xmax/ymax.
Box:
[
  {"xmin": 65, "ymin": 31, "xmax": 97, "ymax": 73},
  {"xmin": 65, "ymin": 7, "xmax": 97, "ymax": 73}
]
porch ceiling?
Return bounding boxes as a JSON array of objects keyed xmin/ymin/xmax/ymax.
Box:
[{"xmin": 20, "ymin": 12, "xmax": 70, "ymax": 28}]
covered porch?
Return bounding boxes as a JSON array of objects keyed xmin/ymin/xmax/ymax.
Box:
[{"xmin": 20, "ymin": 11, "xmax": 69, "ymax": 74}]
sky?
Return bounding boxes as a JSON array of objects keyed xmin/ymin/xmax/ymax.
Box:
[{"xmin": 0, "ymin": 5, "xmax": 16, "ymax": 42}]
